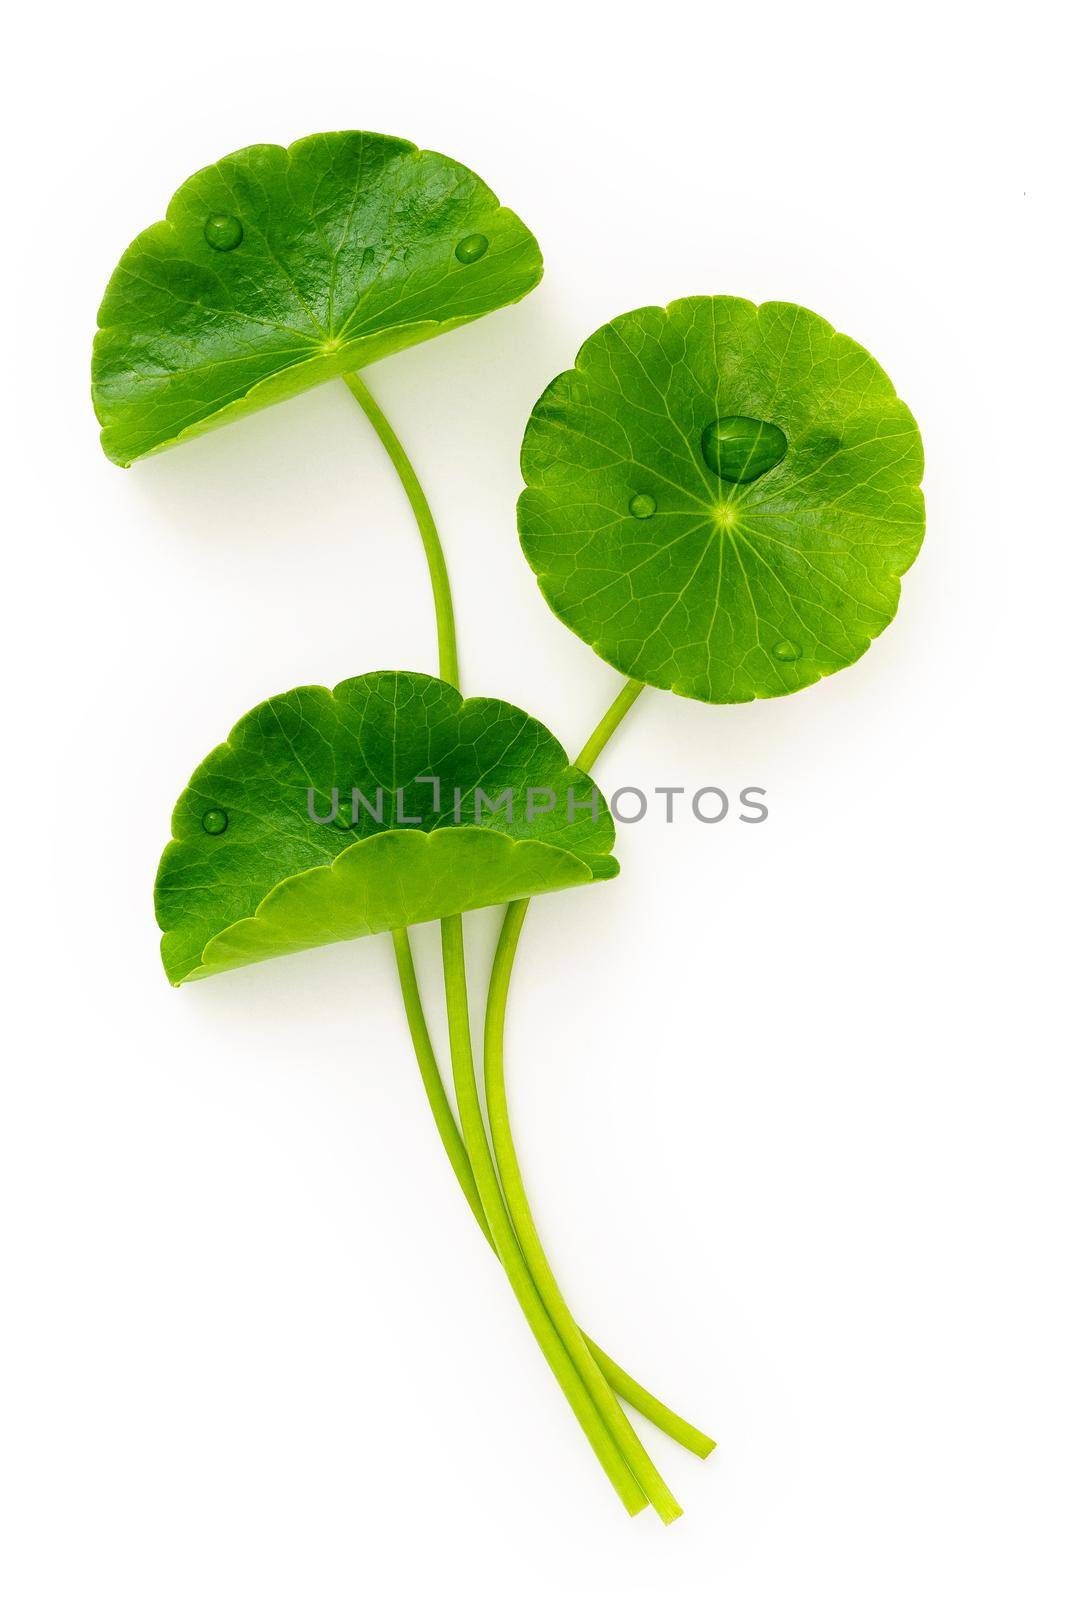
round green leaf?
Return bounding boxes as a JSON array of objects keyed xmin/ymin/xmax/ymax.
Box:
[
  {"xmin": 93, "ymin": 131, "xmax": 543, "ymax": 466},
  {"xmin": 156, "ymin": 672, "xmax": 617, "ymax": 985},
  {"xmin": 518, "ymin": 297, "xmax": 925, "ymax": 704}
]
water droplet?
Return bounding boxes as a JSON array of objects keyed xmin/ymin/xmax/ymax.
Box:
[
  {"xmin": 332, "ymin": 805, "xmax": 356, "ymax": 831},
  {"xmin": 455, "ymin": 233, "xmax": 489, "ymax": 264},
  {"xmin": 629, "ymin": 493, "xmax": 657, "ymax": 519},
  {"xmin": 204, "ymin": 214, "xmax": 243, "ymax": 252},
  {"xmin": 701, "ymin": 415, "xmax": 787, "ymax": 484},
  {"xmin": 201, "ymin": 808, "xmax": 228, "ymax": 835},
  {"xmin": 772, "ymin": 639, "xmax": 802, "ymax": 662}
]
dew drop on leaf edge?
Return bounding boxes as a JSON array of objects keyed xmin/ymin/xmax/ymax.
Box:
[
  {"xmin": 201, "ymin": 808, "xmax": 228, "ymax": 835},
  {"xmin": 455, "ymin": 233, "xmax": 489, "ymax": 264},
  {"xmin": 772, "ymin": 639, "xmax": 802, "ymax": 662},
  {"xmin": 629, "ymin": 493, "xmax": 657, "ymax": 519},
  {"xmin": 701, "ymin": 415, "xmax": 787, "ymax": 484},
  {"xmin": 203, "ymin": 214, "xmax": 243, "ymax": 252}
]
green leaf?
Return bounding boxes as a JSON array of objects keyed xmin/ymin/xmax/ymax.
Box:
[
  {"xmin": 156, "ymin": 672, "xmax": 616, "ymax": 985},
  {"xmin": 93, "ymin": 131, "xmax": 543, "ymax": 466},
  {"xmin": 519, "ymin": 297, "xmax": 925, "ymax": 704}
]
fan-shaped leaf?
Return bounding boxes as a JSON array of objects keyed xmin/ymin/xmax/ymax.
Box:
[
  {"xmin": 94, "ymin": 131, "xmax": 543, "ymax": 466},
  {"xmin": 156, "ymin": 672, "xmax": 616, "ymax": 984},
  {"xmin": 519, "ymin": 297, "xmax": 925, "ymax": 704}
]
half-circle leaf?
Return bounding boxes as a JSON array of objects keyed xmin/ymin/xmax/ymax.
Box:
[
  {"xmin": 156, "ymin": 672, "xmax": 616, "ymax": 984},
  {"xmin": 94, "ymin": 131, "xmax": 543, "ymax": 466}
]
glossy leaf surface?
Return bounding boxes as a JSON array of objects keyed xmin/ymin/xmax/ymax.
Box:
[
  {"xmin": 94, "ymin": 132, "xmax": 543, "ymax": 465},
  {"xmin": 519, "ymin": 297, "xmax": 925, "ymax": 703},
  {"xmin": 156, "ymin": 673, "xmax": 616, "ymax": 984}
]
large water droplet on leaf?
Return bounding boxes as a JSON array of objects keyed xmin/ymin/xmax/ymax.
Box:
[
  {"xmin": 455, "ymin": 233, "xmax": 489, "ymax": 263},
  {"xmin": 628, "ymin": 493, "xmax": 657, "ymax": 519},
  {"xmin": 701, "ymin": 416, "xmax": 787, "ymax": 484},
  {"xmin": 203, "ymin": 214, "xmax": 244, "ymax": 252},
  {"xmin": 201, "ymin": 808, "xmax": 229, "ymax": 835},
  {"xmin": 772, "ymin": 639, "xmax": 802, "ymax": 662}
]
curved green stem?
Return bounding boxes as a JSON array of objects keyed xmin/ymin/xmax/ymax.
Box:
[
  {"xmin": 483, "ymin": 902, "xmax": 682, "ymax": 1522},
  {"xmin": 486, "ymin": 905, "xmax": 714, "ymax": 1469},
  {"xmin": 391, "ymin": 928, "xmax": 493, "ymax": 1250},
  {"xmin": 350, "ymin": 378, "xmax": 644, "ymax": 1499},
  {"xmin": 391, "ymin": 927, "xmax": 712, "ymax": 1457},
  {"xmin": 575, "ymin": 678, "xmax": 645, "ymax": 770},
  {"xmin": 439, "ymin": 916, "xmax": 646, "ymax": 1516},
  {"xmin": 578, "ymin": 1337, "xmax": 714, "ymax": 1461},
  {"xmin": 349, "ymin": 378, "xmax": 709, "ymax": 1488},
  {"xmin": 482, "ymin": 680, "xmax": 716, "ymax": 1464},
  {"xmin": 344, "ymin": 371, "xmax": 460, "ymax": 690}
]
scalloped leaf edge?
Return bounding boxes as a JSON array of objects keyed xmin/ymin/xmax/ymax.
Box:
[
  {"xmin": 94, "ymin": 131, "xmax": 544, "ymax": 466},
  {"xmin": 162, "ymin": 826, "xmax": 617, "ymax": 985},
  {"xmin": 518, "ymin": 295, "xmax": 925, "ymax": 706}
]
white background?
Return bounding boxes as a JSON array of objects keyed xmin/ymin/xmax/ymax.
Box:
[{"xmin": 3, "ymin": 3, "xmax": 1064, "ymax": 1596}]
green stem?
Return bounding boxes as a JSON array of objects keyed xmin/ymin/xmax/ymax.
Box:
[
  {"xmin": 348, "ymin": 379, "xmax": 710, "ymax": 1484},
  {"xmin": 350, "ymin": 375, "xmax": 643, "ymax": 1495},
  {"xmin": 486, "ymin": 904, "xmax": 713, "ymax": 1472},
  {"xmin": 344, "ymin": 371, "xmax": 460, "ymax": 691},
  {"xmin": 575, "ymin": 678, "xmax": 645, "ymax": 770},
  {"xmin": 483, "ymin": 681, "xmax": 716, "ymax": 1465},
  {"xmin": 391, "ymin": 927, "xmax": 713, "ymax": 1457},
  {"xmin": 439, "ymin": 916, "xmax": 647, "ymax": 1516},
  {"xmin": 391, "ymin": 927, "xmax": 493, "ymax": 1251},
  {"xmin": 580, "ymin": 1337, "xmax": 715, "ymax": 1462},
  {"xmin": 483, "ymin": 901, "xmax": 682, "ymax": 1523}
]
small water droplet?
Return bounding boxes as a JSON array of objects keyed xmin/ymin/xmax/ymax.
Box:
[
  {"xmin": 629, "ymin": 493, "xmax": 657, "ymax": 519},
  {"xmin": 201, "ymin": 808, "xmax": 228, "ymax": 835},
  {"xmin": 332, "ymin": 805, "xmax": 356, "ymax": 831},
  {"xmin": 701, "ymin": 415, "xmax": 787, "ymax": 484},
  {"xmin": 772, "ymin": 639, "xmax": 802, "ymax": 662},
  {"xmin": 204, "ymin": 214, "xmax": 243, "ymax": 252},
  {"xmin": 455, "ymin": 233, "xmax": 489, "ymax": 264}
]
